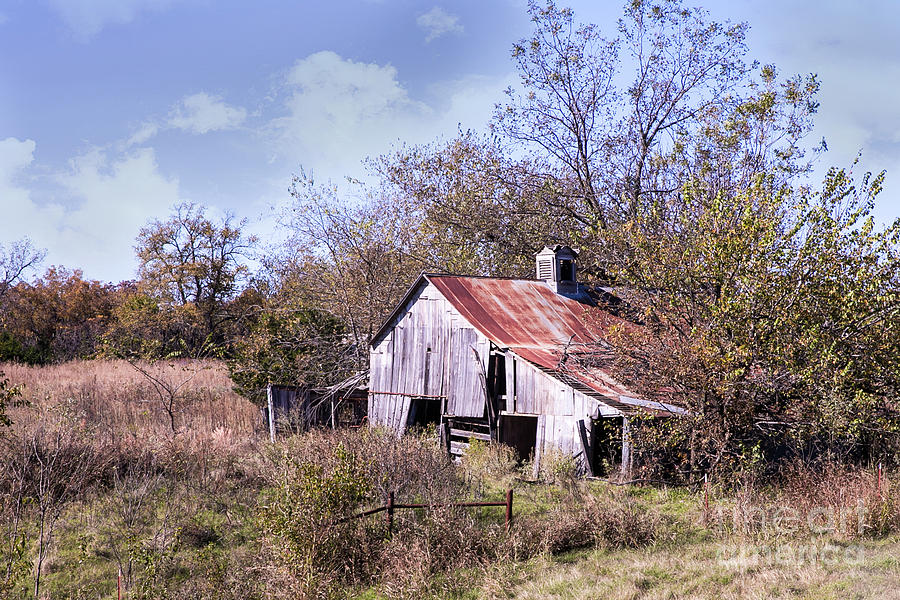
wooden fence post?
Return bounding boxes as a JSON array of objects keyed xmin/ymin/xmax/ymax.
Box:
[
  {"xmin": 704, "ymin": 473, "xmax": 709, "ymax": 510},
  {"xmin": 386, "ymin": 492, "xmax": 395, "ymax": 534},
  {"xmin": 505, "ymin": 488, "xmax": 514, "ymax": 529},
  {"xmin": 267, "ymin": 384, "xmax": 276, "ymax": 444}
]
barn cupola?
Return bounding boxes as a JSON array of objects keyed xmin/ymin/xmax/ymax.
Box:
[{"xmin": 535, "ymin": 245, "xmax": 579, "ymax": 296}]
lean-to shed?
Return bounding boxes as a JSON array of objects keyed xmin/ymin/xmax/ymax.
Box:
[{"xmin": 368, "ymin": 245, "xmax": 685, "ymax": 476}]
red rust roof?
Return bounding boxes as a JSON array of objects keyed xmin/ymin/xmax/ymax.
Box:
[
  {"xmin": 428, "ymin": 275, "xmax": 616, "ymax": 349},
  {"xmin": 426, "ymin": 275, "xmax": 684, "ymax": 416}
]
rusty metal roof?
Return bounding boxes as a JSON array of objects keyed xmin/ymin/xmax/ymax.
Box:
[
  {"xmin": 425, "ymin": 275, "xmax": 683, "ymax": 417},
  {"xmin": 428, "ymin": 275, "xmax": 616, "ymax": 349},
  {"xmin": 371, "ymin": 273, "xmax": 684, "ymax": 417}
]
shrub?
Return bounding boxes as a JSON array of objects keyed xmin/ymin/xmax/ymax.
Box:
[
  {"xmin": 260, "ymin": 443, "xmax": 375, "ymax": 598},
  {"xmin": 460, "ymin": 440, "xmax": 517, "ymax": 492},
  {"xmin": 537, "ymin": 448, "xmax": 578, "ymax": 486}
]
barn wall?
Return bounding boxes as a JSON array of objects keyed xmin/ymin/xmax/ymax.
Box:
[
  {"xmin": 505, "ymin": 355, "xmax": 604, "ymax": 420},
  {"xmin": 369, "ymin": 281, "xmax": 490, "ymax": 432},
  {"xmin": 505, "ymin": 354, "xmax": 619, "ymax": 465}
]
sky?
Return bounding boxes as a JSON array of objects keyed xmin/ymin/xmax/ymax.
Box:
[{"xmin": 1, "ymin": 0, "xmax": 899, "ymax": 283}]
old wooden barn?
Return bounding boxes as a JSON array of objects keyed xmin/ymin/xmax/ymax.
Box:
[{"xmin": 368, "ymin": 245, "xmax": 685, "ymax": 476}]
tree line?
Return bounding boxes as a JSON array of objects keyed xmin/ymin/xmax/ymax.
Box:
[{"xmin": 2, "ymin": 0, "xmax": 898, "ymax": 476}]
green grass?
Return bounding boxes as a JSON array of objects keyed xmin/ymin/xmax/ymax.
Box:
[
  {"xmin": 9, "ymin": 438, "xmax": 900, "ymax": 600},
  {"xmin": 500, "ymin": 535, "xmax": 900, "ymax": 600}
]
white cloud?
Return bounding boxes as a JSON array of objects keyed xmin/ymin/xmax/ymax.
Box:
[
  {"xmin": 275, "ymin": 51, "xmax": 433, "ymax": 175},
  {"xmin": 0, "ymin": 137, "xmax": 36, "ymax": 182},
  {"xmin": 269, "ymin": 51, "xmax": 515, "ymax": 181},
  {"xmin": 53, "ymin": 147, "xmax": 185, "ymax": 280},
  {"xmin": 0, "ymin": 138, "xmax": 67, "ymax": 247},
  {"xmin": 125, "ymin": 93, "xmax": 246, "ymax": 147},
  {"xmin": 0, "ymin": 138, "xmax": 187, "ymax": 282},
  {"xmin": 416, "ymin": 7, "xmax": 464, "ymax": 42},
  {"xmin": 47, "ymin": 0, "xmax": 179, "ymax": 39},
  {"xmin": 126, "ymin": 122, "xmax": 160, "ymax": 147},
  {"xmin": 167, "ymin": 92, "xmax": 247, "ymax": 134}
]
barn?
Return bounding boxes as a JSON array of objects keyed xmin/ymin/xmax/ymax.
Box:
[{"xmin": 368, "ymin": 245, "xmax": 685, "ymax": 477}]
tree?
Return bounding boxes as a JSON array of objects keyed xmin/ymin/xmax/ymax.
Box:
[
  {"xmin": 494, "ymin": 1, "xmax": 819, "ymax": 247},
  {"xmin": 0, "ymin": 239, "xmax": 44, "ymax": 302},
  {"xmin": 274, "ymin": 173, "xmax": 420, "ymax": 369},
  {"xmin": 373, "ymin": 131, "xmax": 580, "ymax": 278},
  {"xmin": 101, "ymin": 289, "xmax": 207, "ymax": 360},
  {"xmin": 229, "ymin": 305, "xmax": 354, "ymax": 406},
  {"xmin": 0, "ymin": 267, "xmax": 121, "ymax": 363},
  {"xmin": 488, "ymin": 0, "xmax": 867, "ymax": 475},
  {"xmin": 135, "ymin": 202, "xmax": 257, "ymax": 350},
  {"xmin": 596, "ymin": 165, "xmax": 900, "ymax": 475}
]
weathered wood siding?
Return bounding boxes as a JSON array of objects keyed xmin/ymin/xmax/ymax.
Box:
[
  {"xmin": 504, "ymin": 354, "xmax": 618, "ymax": 460},
  {"xmin": 369, "ymin": 282, "xmax": 489, "ymax": 432}
]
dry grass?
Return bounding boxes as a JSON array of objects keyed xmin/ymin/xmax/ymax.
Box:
[
  {"xmin": 1, "ymin": 359, "xmax": 259, "ymax": 444},
  {"xmin": 3, "ymin": 361, "xmax": 899, "ymax": 598},
  {"xmin": 502, "ymin": 536, "xmax": 900, "ymax": 600}
]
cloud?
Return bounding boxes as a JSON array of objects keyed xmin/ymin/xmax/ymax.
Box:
[
  {"xmin": 126, "ymin": 122, "xmax": 160, "ymax": 147},
  {"xmin": 53, "ymin": 147, "xmax": 185, "ymax": 280},
  {"xmin": 275, "ymin": 51, "xmax": 433, "ymax": 174},
  {"xmin": 416, "ymin": 7, "xmax": 464, "ymax": 42},
  {"xmin": 47, "ymin": 0, "xmax": 179, "ymax": 39},
  {"xmin": 269, "ymin": 51, "xmax": 516, "ymax": 181},
  {"xmin": 167, "ymin": 92, "xmax": 247, "ymax": 134},
  {"xmin": 0, "ymin": 138, "xmax": 187, "ymax": 282},
  {"xmin": 125, "ymin": 93, "xmax": 246, "ymax": 147},
  {"xmin": 0, "ymin": 137, "xmax": 36, "ymax": 182}
]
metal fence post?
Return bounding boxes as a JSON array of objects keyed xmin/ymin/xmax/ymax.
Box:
[{"xmin": 505, "ymin": 488, "xmax": 514, "ymax": 529}]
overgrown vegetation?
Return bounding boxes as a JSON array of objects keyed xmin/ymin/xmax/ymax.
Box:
[{"xmin": 2, "ymin": 363, "xmax": 900, "ymax": 598}]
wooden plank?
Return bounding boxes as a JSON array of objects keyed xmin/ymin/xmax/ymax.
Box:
[
  {"xmin": 450, "ymin": 440, "xmax": 470, "ymax": 455},
  {"xmin": 533, "ymin": 414, "xmax": 546, "ymax": 479},
  {"xmin": 621, "ymin": 417, "xmax": 632, "ymax": 477},
  {"xmin": 368, "ymin": 350, "xmax": 380, "ymax": 424},
  {"xmin": 449, "ymin": 428, "xmax": 491, "ymax": 442},
  {"xmin": 577, "ymin": 419, "xmax": 594, "ymax": 477},
  {"xmin": 398, "ymin": 310, "xmax": 419, "ymax": 432},
  {"xmin": 505, "ymin": 354, "xmax": 516, "ymax": 413}
]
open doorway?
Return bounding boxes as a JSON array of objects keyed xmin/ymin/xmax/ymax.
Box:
[
  {"xmin": 591, "ymin": 416, "xmax": 623, "ymax": 477},
  {"xmin": 407, "ymin": 397, "xmax": 442, "ymax": 432},
  {"xmin": 500, "ymin": 414, "xmax": 538, "ymax": 462}
]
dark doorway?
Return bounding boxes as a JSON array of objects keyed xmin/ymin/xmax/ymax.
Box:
[
  {"xmin": 408, "ymin": 397, "xmax": 442, "ymax": 431},
  {"xmin": 591, "ymin": 417, "xmax": 623, "ymax": 477},
  {"xmin": 500, "ymin": 415, "xmax": 538, "ymax": 462}
]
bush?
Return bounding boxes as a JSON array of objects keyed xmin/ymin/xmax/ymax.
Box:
[
  {"xmin": 260, "ymin": 443, "xmax": 374, "ymax": 598},
  {"xmin": 536, "ymin": 448, "xmax": 578, "ymax": 486},
  {"xmin": 518, "ymin": 486, "xmax": 661, "ymax": 554},
  {"xmin": 460, "ymin": 440, "xmax": 517, "ymax": 492}
]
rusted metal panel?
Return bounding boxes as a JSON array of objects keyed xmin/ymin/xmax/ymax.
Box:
[
  {"xmin": 425, "ymin": 275, "xmax": 669, "ymax": 416},
  {"xmin": 428, "ymin": 275, "xmax": 619, "ymax": 348}
]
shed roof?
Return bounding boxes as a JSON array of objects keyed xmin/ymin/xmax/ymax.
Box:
[{"xmin": 374, "ymin": 273, "xmax": 685, "ymax": 417}]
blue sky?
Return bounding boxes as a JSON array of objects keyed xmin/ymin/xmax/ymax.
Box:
[{"xmin": 2, "ymin": 0, "xmax": 899, "ymax": 282}]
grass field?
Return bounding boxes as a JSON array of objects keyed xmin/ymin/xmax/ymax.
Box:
[{"xmin": 1, "ymin": 360, "xmax": 899, "ymax": 599}]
